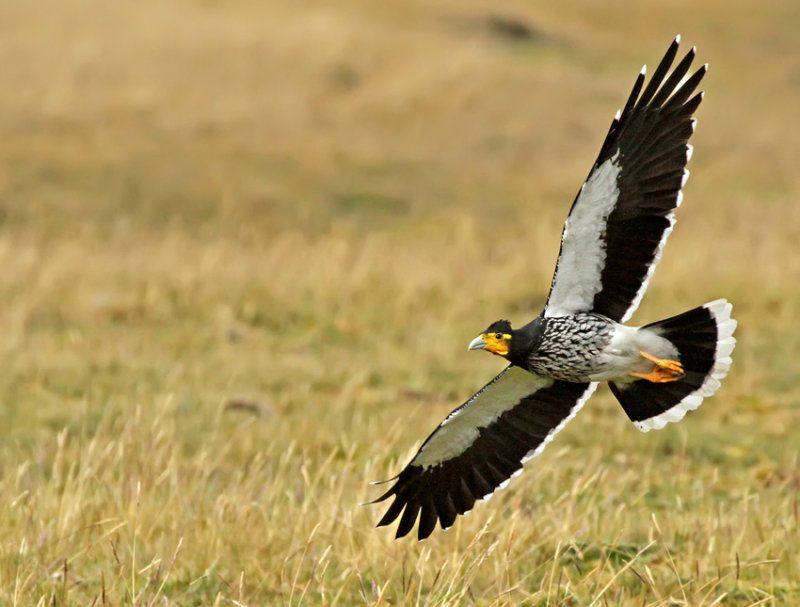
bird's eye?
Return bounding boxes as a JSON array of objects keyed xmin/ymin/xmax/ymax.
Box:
[{"xmin": 495, "ymin": 333, "xmax": 504, "ymax": 340}]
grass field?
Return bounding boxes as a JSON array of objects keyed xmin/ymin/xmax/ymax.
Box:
[{"xmin": 1, "ymin": 1, "xmax": 799, "ymax": 604}]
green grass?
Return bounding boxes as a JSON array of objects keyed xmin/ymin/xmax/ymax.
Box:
[{"xmin": 1, "ymin": 1, "xmax": 799, "ymax": 604}]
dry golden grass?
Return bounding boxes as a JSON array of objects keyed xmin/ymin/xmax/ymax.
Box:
[{"xmin": 1, "ymin": 1, "xmax": 799, "ymax": 605}]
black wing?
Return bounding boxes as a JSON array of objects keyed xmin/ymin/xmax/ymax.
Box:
[
  {"xmin": 545, "ymin": 36, "xmax": 705, "ymax": 322},
  {"xmin": 371, "ymin": 366, "xmax": 598, "ymax": 540}
]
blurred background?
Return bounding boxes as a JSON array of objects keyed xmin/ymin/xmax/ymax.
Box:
[{"xmin": 1, "ymin": 1, "xmax": 798, "ymax": 604}]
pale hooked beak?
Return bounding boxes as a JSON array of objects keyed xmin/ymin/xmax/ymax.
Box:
[{"xmin": 468, "ymin": 335, "xmax": 486, "ymax": 351}]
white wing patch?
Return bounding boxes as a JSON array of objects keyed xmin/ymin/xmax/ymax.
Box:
[
  {"xmin": 545, "ymin": 152, "xmax": 621, "ymax": 317},
  {"xmin": 411, "ymin": 366, "xmax": 552, "ymax": 468}
]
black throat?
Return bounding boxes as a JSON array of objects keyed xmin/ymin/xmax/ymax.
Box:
[{"xmin": 506, "ymin": 316, "xmax": 546, "ymax": 367}]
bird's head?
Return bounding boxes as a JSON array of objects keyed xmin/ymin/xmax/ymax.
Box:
[{"xmin": 468, "ymin": 319, "xmax": 514, "ymax": 358}]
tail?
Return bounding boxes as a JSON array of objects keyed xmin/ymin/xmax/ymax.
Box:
[{"xmin": 610, "ymin": 299, "xmax": 737, "ymax": 432}]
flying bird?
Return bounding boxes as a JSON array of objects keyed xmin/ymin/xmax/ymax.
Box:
[{"xmin": 370, "ymin": 37, "xmax": 737, "ymax": 540}]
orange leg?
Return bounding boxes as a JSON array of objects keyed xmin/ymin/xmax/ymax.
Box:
[{"xmin": 629, "ymin": 350, "xmax": 685, "ymax": 383}]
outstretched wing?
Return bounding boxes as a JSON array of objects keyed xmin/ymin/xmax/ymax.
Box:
[
  {"xmin": 545, "ymin": 37, "xmax": 705, "ymax": 322},
  {"xmin": 371, "ymin": 366, "xmax": 598, "ymax": 540}
]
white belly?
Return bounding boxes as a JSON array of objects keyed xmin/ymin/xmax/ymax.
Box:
[{"xmin": 588, "ymin": 324, "xmax": 679, "ymax": 382}]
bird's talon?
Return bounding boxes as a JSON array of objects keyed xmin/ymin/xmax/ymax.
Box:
[{"xmin": 629, "ymin": 350, "xmax": 685, "ymax": 383}]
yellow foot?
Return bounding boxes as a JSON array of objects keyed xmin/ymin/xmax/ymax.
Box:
[{"xmin": 629, "ymin": 350, "xmax": 685, "ymax": 383}]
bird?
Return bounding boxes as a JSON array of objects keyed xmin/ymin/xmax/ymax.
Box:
[{"xmin": 369, "ymin": 37, "xmax": 737, "ymax": 541}]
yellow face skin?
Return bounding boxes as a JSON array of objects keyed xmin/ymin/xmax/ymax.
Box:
[{"xmin": 476, "ymin": 332, "xmax": 512, "ymax": 357}]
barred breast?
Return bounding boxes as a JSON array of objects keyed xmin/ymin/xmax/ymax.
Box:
[{"xmin": 525, "ymin": 313, "xmax": 616, "ymax": 381}]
